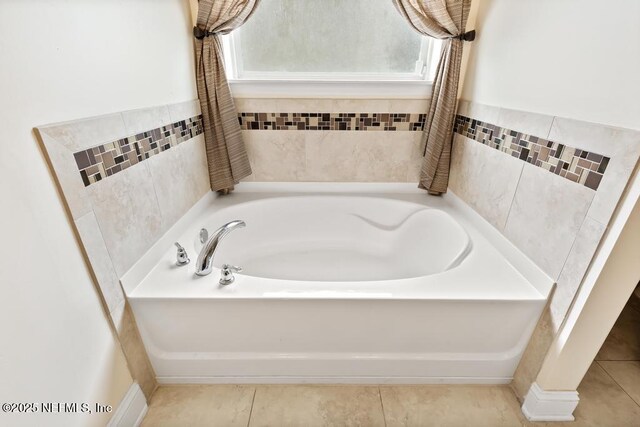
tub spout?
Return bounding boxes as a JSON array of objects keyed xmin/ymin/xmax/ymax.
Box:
[{"xmin": 195, "ymin": 220, "xmax": 246, "ymax": 276}]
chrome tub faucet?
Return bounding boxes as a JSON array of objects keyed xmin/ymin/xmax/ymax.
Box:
[{"xmin": 195, "ymin": 220, "xmax": 246, "ymax": 276}]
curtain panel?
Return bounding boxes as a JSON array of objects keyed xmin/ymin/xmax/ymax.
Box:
[
  {"xmin": 194, "ymin": 0, "xmax": 260, "ymax": 193},
  {"xmin": 392, "ymin": 0, "xmax": 473, "ymax": 195}
]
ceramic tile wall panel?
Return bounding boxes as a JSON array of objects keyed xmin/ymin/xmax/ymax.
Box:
[
  {"xmin": 168, "ymin": 100, "xmax": 202, "ymax": 124},
  {"xmin": 457, "ymin": 100, "xmax": 500, "ymax": 124},
  {"xmin": 74, "ymin": 211, "xmax": 125, "ymax": 314},
  {"xmin": 37, "ymin": 100, "xmax": 207, "ymax": 402},
  {"xmin": 244, "ymin": 131, "xmax": 307, "ymax": 181},
  {"xmin": 235, "ymin": 98, "xmax": 409, "ymax": 113},
  {"xmin": 71, "ymin": 114, "xmax": 203, "ymax": 187},
  {"xmin": 235, "ymin": 98, "xmax": 428, "ymax": 183},
  {"xmin": 495, "ymin": 107, "xmax": 555, "ymax": 140},
  {"xmin": 454, "ymin": 100, "xmax": 640, "ymax": 401},
  {"xmin": 121, "ymin": 105, "xmax": 172, "ymax": 136},
  {"xmin": 503, "ymin": 163, "xmax": 595, "ymax": 280},
  {"xmin": 243, "ymin": 130, "xmax": 422, "ymax": 182},
  {"xmin": 550, "ymin": 217, "xmax": 607, "ymax": 330},
  {"xmin": 454, "ymin": 115, "xmax": 610, "ymax": 191},
  {"xmin": 449, "ymin": 133, "xmax": 523, "ymax": 231},
  {"xmin": 38, "ymin": 114, "xmax": 128, "ymax": 218},
  {"xmin": 147, "ymin": 134, "xmax": 210, "ymax": 231},
  {"xmin": 548, "ymin": 117, "xmax": 640, "ymax": 224},
  {"xmin": 86, "ymin": 162, "xmax": 164, "ymax": 278},
  {"xmin": 309, "ymin": 131, "xmax": 419, "ymax": 182}
]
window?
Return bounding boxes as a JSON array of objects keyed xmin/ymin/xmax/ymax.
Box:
[{"xmin": 221, "ymin": 0, "xmax": 441, "ymax": 95}]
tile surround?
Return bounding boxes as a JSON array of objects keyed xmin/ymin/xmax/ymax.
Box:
[
  {"xmin": 449, "ymin": 133, "xmax": 523, "ymax": 230},
  {"xmin": 503, "ymin": 163, "xmax": 595, "ymax": 280},
  {"xmin": 243, "ymin": 130, "xmax": 423, "ymax": 183},
  {"xmin": 238, "ymin": 112, "xmax": 426, "ymax": 131},
  {"xmin": 73, "ymin": 115, "xmax": 203, "ymax": 186},
  {"xmin": 454, "ymin": 114, "xmax": 610, "ymax": 191},
  {"xmin": 37, "ymin": 100, "xmax": 208, "ymax": 402},
  {"xmin": 453, "ymin": 100, "xmax": 640, "ymax": 406}
]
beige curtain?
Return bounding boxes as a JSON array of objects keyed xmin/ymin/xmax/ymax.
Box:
[
  {"xmin": 392, "ymin": 0, "xmax": 473, "ymax": 195},
  {"xmin": 194, "ymin": 0, "xmax": 260, "ymax": 193}
]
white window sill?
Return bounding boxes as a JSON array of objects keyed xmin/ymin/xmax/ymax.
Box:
[{"xmin": 228, "ymin": 79, "xmax": 433, "ymax": 99}]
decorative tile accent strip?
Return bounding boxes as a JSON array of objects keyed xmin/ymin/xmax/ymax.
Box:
[
  {"xmin": 454, "ymin": 115, "xmax": 609, "ymax": 191},
  {"xmin": 238, "ymin": 112, "xmax": 426, "ymax": 131},
  {"xmin": 73, "ymin": 115, "xmax": 204, "ymax": 186}
]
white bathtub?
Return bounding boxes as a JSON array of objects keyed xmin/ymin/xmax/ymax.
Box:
[{"xmin": 123, "ymin": 183, "xmax": 553, "ymax": 384}]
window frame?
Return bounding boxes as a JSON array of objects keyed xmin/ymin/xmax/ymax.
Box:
[{"xmin": 221, "ymin": 25, "xmax": 440, "ymax": 98}]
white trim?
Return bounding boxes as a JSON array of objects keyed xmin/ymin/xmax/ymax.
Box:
[
  {"xmin": 521, "ymin": 382, "xmax": 579, "ymax": 422},
  {"xmin": 107, "ymin": 383, "xmax": 148, "ymax": 427},
  {"xmin": 157, "ymin": 376, "xmax": 512, "ymax": 385},
  {"xmin": 229, "ymin": 79, "xmax": 433, "ymax": 99}
]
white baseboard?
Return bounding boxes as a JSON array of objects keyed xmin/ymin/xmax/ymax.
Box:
[
  {"xmin": 108, "ymin": 383, "xmax": 148, "ymax": 427},
  {"xmin": 521, "ymin": 382, "xmax": 579, "ymax": 422}
]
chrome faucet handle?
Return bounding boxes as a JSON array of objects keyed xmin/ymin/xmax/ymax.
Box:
[
  {"xmin": 219, "ymin": 264, "xmax": 242, "ymax": 286},
  {"xmin": 174, "ymin": 242, "xmax": 190, "ymax": 266}
]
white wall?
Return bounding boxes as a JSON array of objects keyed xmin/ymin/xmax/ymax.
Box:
[
  {"xmin": 0, "ymin": 1, "xmax": 197, "ymax": 426},
  {"xmin": 461, "ymin": 0, "xmax": 640, "ymax": 130}
]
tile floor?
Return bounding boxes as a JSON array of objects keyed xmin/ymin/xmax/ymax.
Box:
[
  {"xmin": 141, "ymin": 361, "xmax": 640, "ymax": 427},
  {"xmin": 141, "ymin": 291, "xmax": 640, "ymax": 427}
]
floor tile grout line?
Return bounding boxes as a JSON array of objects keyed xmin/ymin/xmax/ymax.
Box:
[
  {"xmin": 596, "ymin": 361, "xmax": 640, "ymax": 408},
  {"xmin": 246, "ymin": 387, "xmax": 257, "ymax": 427},
  {"xmin": 378, "ymin": 386, "xmax": 388, "ymax": 427}
]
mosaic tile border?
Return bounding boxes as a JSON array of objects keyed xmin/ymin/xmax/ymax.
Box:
[
  {"xmin": 454, "ymin": 115, "xmax": 609, "ymax": 191},
  {"xmin": 238, "ymin": 112, "xmax": 426, "ymax": 131},
  {"xmin": 73, "ymin": 115, "xmax": 203, "ymax": 186}
]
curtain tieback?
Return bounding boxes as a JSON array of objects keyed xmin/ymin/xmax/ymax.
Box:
[
  {"xmin": 456, "ymin": 30, "xmax": 476, "ymax": 41},
  {"xmin": 193, "ymin": 26, "xmax": 217, "ymax": 39}
]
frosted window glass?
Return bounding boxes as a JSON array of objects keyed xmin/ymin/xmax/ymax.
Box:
[{"xmin": 236, "ymin": 0, "xmax": 424, "ymax": 74}]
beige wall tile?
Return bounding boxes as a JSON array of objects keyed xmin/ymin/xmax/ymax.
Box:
[
  {"xmin": 37, "ymin": 130, "xmax": 92, "ymax": 219},
  {"xmin": 495, "ymin": 107, "xmax": 555, "ymax": 138},
  {"xmin": 332, "ymin": 98, "xmax": 392, "ymax": 112},
  {"xmin": 250, "ymin": 386, "xmax": 385, "ymax": 427},
  {"xmin": 37, "ymin": 113, "xmax": 127, "ymax": 152},
  {"xmin": 147, "ymin": 135, "xmax": 210, "ymax": 230},
  {"xmin": 117, "ymin": 302, "xmax": 157, "ymax": 400},
  {"xmin": 449, "ymin": 134, "xmax": 523, "ymax": 231},
  {"xmin": 503, "ymin": 163, "xmax": 594, "ymax": 279},
  {"xmin": 407, "ymin": 159, "xmax": 423, "ymax": 183},
  {"xmin": 243, "ymin": 131, "xmax": 307, "ymax": 181},
  {"xmin": 389, "ymin": 98, "xmax": 431, "ymax": 112},
  {"xmin": 234, "ymin": 98, "xmax": 430, "ymax": 113},
  {"xmin": 234, "ymin": 98, "xmax": 279, "ymax": 112},
  {"xmin": 142, "ymin": 385, "xmax": 255, "ymax": 427},
  {"xmin": 457, "ymin": 100, "xmax": 500, "ymax": 124},
  {"xmin": 87, "ymin": 162, "xmax": 163, "ymax": 277},
  {"xmin": 353, "ymin": 132, "xmax": 418, "ymax": 182},
  {"xmin": 167, "ymin": 99, "xmax": 201, "ymax": 122},
  {"xmin": 512, "ymin": 305, "xmax": 556, "ymax": 401},
  {"xmin": 305, "ymin": 132, "xmax": 358, "ymax": 181},
  {"xmin": 550, "ymin": 217, "xmax": 607, "ymax": 331},
  {"xmin": 381, "ymin": 385, "xmax": 526, "ymax": 427},
  {"xmin": 75, "ymin": 211, "xmax": 125, "ymax": 314},
  {"xmin": 121, "ymin": 105, "xmax": 172, "ymax": 136},
  {"xmin": 548, "ymin": 117, "xmax": 640, "ymax": 225},
  {"xmin": 304, "ymin": 131, "xmax": 420, "ymax": 182},
  {"xmin": 277, "ymin": 98, "xmax": 335, "ymax": 112}
]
